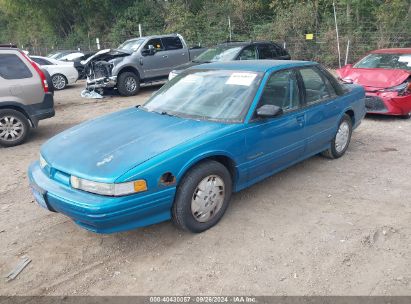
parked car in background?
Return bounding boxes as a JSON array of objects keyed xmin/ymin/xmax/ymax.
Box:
[
  {"xmin": 169, "ymin": 41, "xmax": 291, "ymax": 80},
  {"xmin": 47, "ymin": 50, "xmax": 81, "ymax": 61},
  {"xmin": 68, "ymin": 52, "xmax": 97, "ymax": 79},
  {"xmin": 31, "ymin": 56, "xmax": 79, "ymax": 90},
  {"xmin": 29, "ymin": 60, "xmax": 365, "ymax": 233},
  {"xmin": 83, "ymin": 34, "xmax": 207, "ymax": 96},
  {"xmin": 0, "ymin": 45, "xmax": 54, "ymax": 147},
  {"xmin": 337, "ymin": 48, "xmax": 411, "ymax": 117}
]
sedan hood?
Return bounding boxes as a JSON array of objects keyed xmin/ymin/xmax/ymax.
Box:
[
  {"xmin": 41, "ymin": 108, "xmax": 224, "ymax": 182},
  {"xmin": 336, "ymin": 65, "xmax": 410, "ymax": 89}
]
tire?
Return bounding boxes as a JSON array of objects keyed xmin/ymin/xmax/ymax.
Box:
[
  {"xmin": 51, "ymin": 74, "xmax": 67, "ymax": 90},
  {"xmin": 322, "ymin": 114, "xmax": 353, "ymax": 159},
  {"xmin": 0, "ymin": 109, "xmax": 30, "ymax": 147},
  {"xmin": 172, "ymin": 160, "xmax": 232, "ymax": 233},
  {"xmin": 117, "ymin": 72, "xmax": 140, "ymax": 96}
]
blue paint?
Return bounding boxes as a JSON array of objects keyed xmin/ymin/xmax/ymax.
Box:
[{"xmin": 28, "ymin": 61, "xmax": 365, "ymax": 233}]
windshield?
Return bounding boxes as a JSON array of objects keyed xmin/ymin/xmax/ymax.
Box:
[
  {"xmin": 142, "ymin": 70, "xmax": 262, "ymax": 122},
  {"xmin": 118, "ymin": 38, "xmax": 145, "ymax": 52},
  {"xmin": 354, "ymin": 53, "xmax": 411, "ymax": 71},
  {"xmin": 194, "ymin": 46, "xmax": 242, "ymax": 63}
]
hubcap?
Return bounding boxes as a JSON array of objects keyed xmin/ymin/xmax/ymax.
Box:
[
  {"xmin": 125, "ymin": 77, "xmax": 137, "ymax": 92},
  {"xmin": 191, "ymin": 175, "xmax": 225, "ymax": 223},
  {"xmin": 335, "ymin": 121, "xmax": 350, "ymax": 153},
  {"xmin": 52, "ymin": 75, "xmax": 66, "ymax": 89},
  {"xmin": 0, "ymin": 116, "xmax": 24, "ymax": 142}
]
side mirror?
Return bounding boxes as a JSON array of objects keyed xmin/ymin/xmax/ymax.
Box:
[
  {"xmin": 142, "ymin": 45, "xmax": 156, "ymax": 56},
  {"xmin": 256, "ymin": 104, "xmax": 283, "ymax": 118}
]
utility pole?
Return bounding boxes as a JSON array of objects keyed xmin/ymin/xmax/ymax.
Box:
[
  {"xmin": 228, "ymin": 17, "xmax": 232, "ymax": 42},
  {"xmin": 333, "ymin": 1, "xmax": 342, "ymax": 68}
]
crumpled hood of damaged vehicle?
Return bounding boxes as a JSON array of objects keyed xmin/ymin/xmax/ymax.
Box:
[
  {"xmin": 336, "ymin": 66, "xmax": 410, "ymax": 89},
  {"xmin": 40, "ymin": 108, "xmax": 226, "ymax": 182},
  {"xmin": 80, "ymin": 48, "xmax": 131, "ymax": 65}
]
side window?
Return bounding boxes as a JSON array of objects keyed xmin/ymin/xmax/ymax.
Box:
[
  {"xmin": 300, "ymin": 67, "xmax": 331, "ymax": 104},
  {"xmin": 259, "ymin": 69, "xmax": 300, "ymax": 111},
  {"xmin": 143, "ymin": 38, "xmax": 164, "ymax": 51},
  {"xmin": 32, "ymin": 57, "xmax": 52, "ymax": 66},
  {"xmin": 162, "ymin": 37, "xmax": 183, "ymax": 50},
  {"xmin": 258, "ymin": 44, "xmax": 274, "ymax": 59},
  {"xmin": 238, "ymin": 46, "xmax": 257, "ymax": 60},
  {"xmin": 0, "ymin": 54, "xmax": 32, "ymax": 79},
  {"xmin": 273, "ymin": 44, "xmax": 285, "ymax": 56}
]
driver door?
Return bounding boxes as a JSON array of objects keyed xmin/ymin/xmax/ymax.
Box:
[
  {"xmin": 140, "ymin": 38, "xmax": 169, "ymax": 79},
  {"xmin": 245, "ymin": 69, "xmax": 307, "ymax": 182}
]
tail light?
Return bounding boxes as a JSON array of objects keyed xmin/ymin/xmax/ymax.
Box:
[{"xmin": 19, "ymin": 51, "xmax": 49, "ymax": 93}]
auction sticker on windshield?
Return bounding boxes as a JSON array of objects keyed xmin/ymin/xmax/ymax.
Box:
[{"xmin": 226, "ymin": 72, "xmax": 257, "ymax": 86}]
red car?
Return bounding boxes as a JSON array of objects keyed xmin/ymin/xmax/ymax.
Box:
[{"xmin": 336, "ymin": 48, "xmax": 411, "ymax": 117}]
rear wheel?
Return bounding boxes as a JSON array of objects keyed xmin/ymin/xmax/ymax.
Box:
[
  {"xmin": 0, "ymin": 109, "xmax": 30, "ymax": 147},
  {"xmin": 172, "ymin": 160, "xmax": 232, "ymax": 233},
  {"xmin": 322, "ymin": 114, "xmax": 352, "ymax": 159},
  {"xmin": 117, "ymin": 72, "xmax": 140, "ymax": 96},
  {"xmin": 51, "ymin": 74, "xmax": 67, "ymax": 90}
]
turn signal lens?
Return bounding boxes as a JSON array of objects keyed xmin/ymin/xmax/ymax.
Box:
[{"xmin": 134, "ymin": 180, "xmax": 147, "ymax": 192}]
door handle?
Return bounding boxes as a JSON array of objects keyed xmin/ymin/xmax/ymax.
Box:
[
  {"xmin": 162, "ymin": 55, "xmax": 168, "ymax": 58},
  {"xmin": 296, "ymin": 115, "xmax": 305, "ymax": 127},
  {"xmin": 182, "ymin": 53, "xmax": 186, "ymax": 56}
]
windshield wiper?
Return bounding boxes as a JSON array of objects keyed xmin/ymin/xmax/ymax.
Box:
[{"xmin": 192, "ymin": 60, "xmax": 211, "ymax": 64}]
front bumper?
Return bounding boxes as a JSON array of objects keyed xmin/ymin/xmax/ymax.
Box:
[
  {"xmin": 28, "ymin": 162, "xmax": 175, "ymax": 233},
  {"xmin": 365, "ymin": 91, "xmax": 411, "ymax": 116},
  {"xmin": 86, "ymin": 76, "xmax": 117, "ymax": 90}
]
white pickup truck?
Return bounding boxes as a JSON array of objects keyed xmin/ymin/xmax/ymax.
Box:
[{"xmin": 83, "ymin": 34, "xmax": 206, "ymax": 96}]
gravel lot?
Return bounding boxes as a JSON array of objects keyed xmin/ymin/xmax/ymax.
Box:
[{"xmin": 0, "ymin": 81, "xmax": 410, "ymax": 296}]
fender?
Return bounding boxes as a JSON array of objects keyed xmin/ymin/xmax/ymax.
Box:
[{"xmin": 0, "ymin": 101, "xmax": 33, "ymax": 126}]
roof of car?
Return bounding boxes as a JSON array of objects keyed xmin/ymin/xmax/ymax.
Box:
[
  {"xmin": 192, "ymin": 60, "xmax": 316, "ymax": 72},
  {"xmin": 216, "ymin": 41, "xmax": 278, "ymax": 47},
  {"xmin": 371, "ymin": 48, "xmax": 411, "ymax": 54}
]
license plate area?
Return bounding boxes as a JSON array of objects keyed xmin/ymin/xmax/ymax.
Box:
[{"xmin": 30, "ymin": 183, "xmax": 49, "ymax": 210}]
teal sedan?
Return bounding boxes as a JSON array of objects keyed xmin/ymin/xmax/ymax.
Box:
[{"xmin": 28, "ymin": 60, "xmax": 365, "ymax": 233}]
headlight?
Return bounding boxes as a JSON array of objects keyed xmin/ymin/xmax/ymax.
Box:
[
  {"xmin": 168, "ymin": 71, "xmax": 178, "ymax": 81},
  {"xmin": 39, "ymin": 154, "xmax": 48, "ymax": 169},
  {"xmin": 70, "ymin": 176, "xmax": 147, "ymax": 196},
  {"xmin": 379, "ymin": 82, "xmax": 410, "ymax": 95}
]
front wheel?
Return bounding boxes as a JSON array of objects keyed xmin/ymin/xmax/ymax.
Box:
[
  {"xmin": 172, "ymin": 160, "xmax": 232, "ymax": 233},
  {"xmin": 322, "ymin": 114, "xmax": 353, "ymax": 159},
  {"xmin": 117, "ymin": 72, "xmax": 140, "ymax": 96}
]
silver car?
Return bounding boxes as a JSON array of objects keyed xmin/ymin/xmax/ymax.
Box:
[{"xmin": 0, "ymin": 45, "xmax": 55, "ymax": 147}]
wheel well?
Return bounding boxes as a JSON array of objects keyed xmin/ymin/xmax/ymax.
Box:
[
  {"xmin": 52, "ymin": 73, "xmax": 67, "ymax": 81},
  {"xmin": 345, "ymin": 109, "xmax": 355, "ymax": 125},
  {"xmin": 118, "ymin": 66, "xmax": 140, "ymax": 79},
  {"xmin": 182, "ymin": 155, "xmax": 237, "ymax": 185},
  {"xmin": 0, "ymin": 105, "xmax": 31, "ymax": 125}
]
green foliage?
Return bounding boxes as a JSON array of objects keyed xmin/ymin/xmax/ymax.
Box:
[{"xmin": 0, "ymin": 0, "xmax": 410, "ymax": 67}]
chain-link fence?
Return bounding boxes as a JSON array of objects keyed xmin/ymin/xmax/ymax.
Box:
[{"xmin": 23, "ymin": 4, "xmax": 411, "ymax": 68}]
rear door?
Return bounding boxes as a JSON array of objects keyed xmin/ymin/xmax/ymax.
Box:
[
  {"xmin": 245, "ymin": 69, "xmax": 306, "ymax": 181},
  {"xmin": 298, "ymin": 66, "xmax": 341, "ymax": 154},
  {"xmin": 0, "ymin": 52, "xmax": 43, "ymax": 105},
  {"xmin": 161, "ymin": 36, "xmax": 189, "ymax": 70}
]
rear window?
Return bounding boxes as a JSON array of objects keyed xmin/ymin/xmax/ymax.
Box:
[
  {"xmin": 162, "ymin": 37, "xmax": 183, "ymax": 50},
  {"xmin": 0, "ymin": 54, "xmax": 32, "ymax": 79},
  {"xmin": 31, "ymin": 57, "xmax": 53, "ymax": 66}
]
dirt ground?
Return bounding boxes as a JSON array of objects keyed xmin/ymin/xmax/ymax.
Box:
[{"xmin": 0, "ymin": 81, "xmax": 410, "ymax": 296}]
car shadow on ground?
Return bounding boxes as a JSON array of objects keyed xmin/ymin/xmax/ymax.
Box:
[{"xmin": 365, "ymin": 113, "xmax": 410, "ymax": 122}]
